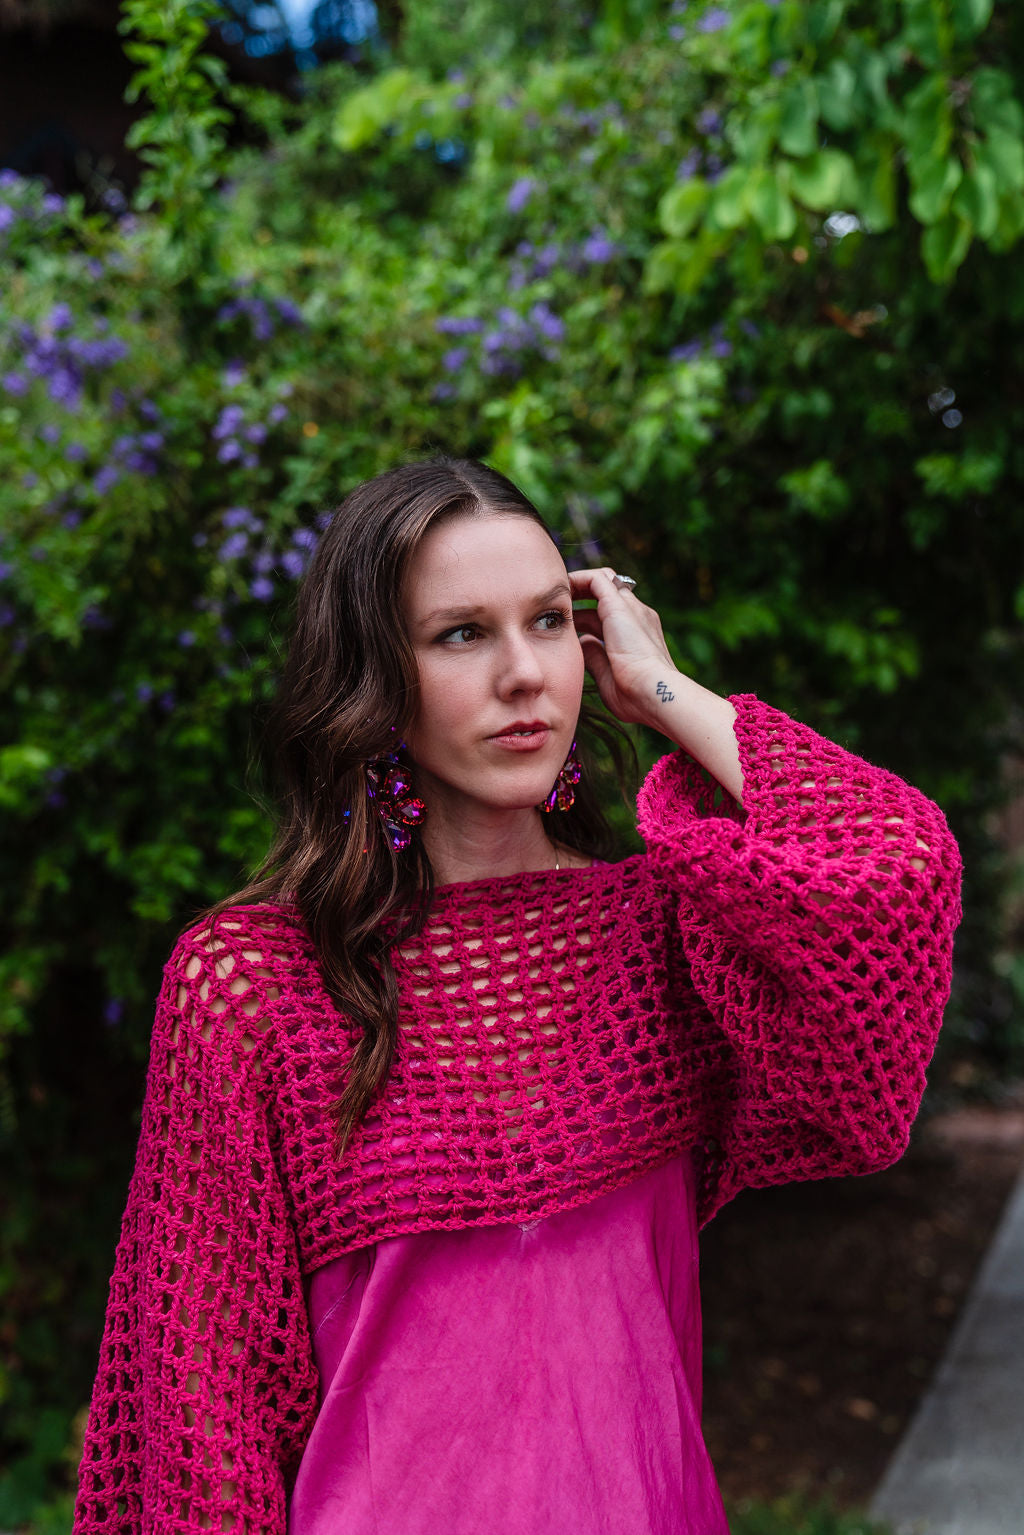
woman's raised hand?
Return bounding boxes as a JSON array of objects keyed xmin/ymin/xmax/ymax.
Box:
[
  {"xmin": 569, "ymin": 567, "xmax": 683, "ymax": 729},
  {"xmin": 569, "ymin": 566, "xmax": 744, "ymax": 802}
]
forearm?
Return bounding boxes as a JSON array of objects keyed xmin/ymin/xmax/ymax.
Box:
[{"xmin": 636, "ymin": 668, "xmax": 743, "ymax": 805}]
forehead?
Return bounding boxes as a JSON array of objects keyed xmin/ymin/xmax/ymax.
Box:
[{"xmin": 404, "ymin": 514, "xmax": 566, "ymax": 611}]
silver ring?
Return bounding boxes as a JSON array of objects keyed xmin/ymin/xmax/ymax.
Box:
[{"xmin": 612, "ymin": 573, "xmax": 637, "ymax": 591}]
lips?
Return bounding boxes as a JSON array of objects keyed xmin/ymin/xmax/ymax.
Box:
[
  {"xmin": 487, "ymin": 719, "xmax": 549, "ymax": 738},
  {"xmin": 486, "ymin": 720, "xmax": 552, "ymax": 752}
]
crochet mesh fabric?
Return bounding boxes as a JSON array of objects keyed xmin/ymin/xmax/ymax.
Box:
[{"xmin": 73, "ymin": 695, "xmax": 962, "ymax": 1533}]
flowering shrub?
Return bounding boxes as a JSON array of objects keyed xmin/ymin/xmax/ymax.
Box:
[{"xmin": 2, "ymin": 0, "xmax": 1024, "ymax": 1521}]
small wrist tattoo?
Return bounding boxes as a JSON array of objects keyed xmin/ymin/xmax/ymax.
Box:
[{"xmin": 655, "ymin": 679, "xmax": 675, "ymax": 703}]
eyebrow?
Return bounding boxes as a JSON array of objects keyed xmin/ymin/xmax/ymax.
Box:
[{"xmin": 418, "ymin": 581, "xmax": 572, "ymax": 628}]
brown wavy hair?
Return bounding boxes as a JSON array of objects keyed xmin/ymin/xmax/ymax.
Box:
[{"xmin": 201, "ymin": 454, "xmax": 637, "ymax": 1154}]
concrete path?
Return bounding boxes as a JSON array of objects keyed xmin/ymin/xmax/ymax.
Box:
[{"xmin": 869, "ymin": 1161, "xmax": 1024, "ymax": 1534}]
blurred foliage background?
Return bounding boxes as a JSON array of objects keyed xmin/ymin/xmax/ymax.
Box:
[{"xmin": 1, "ymin": 0, "xmax": 1023, "ymax": 1526}]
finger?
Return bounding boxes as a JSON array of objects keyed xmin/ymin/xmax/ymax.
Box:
[
  {"xmin": 579, "ymin": 634, "xmax": 613, "ymax": 692},
  {"xmin": 572, "ymin": 609, "xmax": 605, "ymax": 640},
  {"xmin": 569, "ymin": 566, "xmax": 641, "ymax": 603}
]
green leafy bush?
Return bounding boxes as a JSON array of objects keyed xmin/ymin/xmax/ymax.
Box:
[{"xmin": 2, "ymin": 0, "xmax": 1023, "ymax": 1519}]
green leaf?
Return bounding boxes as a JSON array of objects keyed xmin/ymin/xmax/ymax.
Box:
[
  {"xmin": 747, "ymin": 168, "xmax": 798, "ymax": 240},
  {"xmin": 333, "ymin": 69, "xmax": 419, "ymax": 151},
  {"xmin": 951, "ymin": 161, "xmax": 1000, "ymax": 239},
  {"xmin": 974, "ymin": 131, "xmax": 1024, "ymax": 194},
  {"xmin": 658, "ymin": 178, "xmax": 709, "ymax": 239},
  {"xmin": 788, "ymin": 149, "xmax": 856, "ymax": 210},
  {"xmin": 778, "ymin": 80, "xmax": 819, "ymax": 157},
  {"xmin": 908, "ymin": 154, "xmax": 963, "ymax": 224},
  {"xmin": 707, "ymin": 166, "xmax": 750, "ymax": 231},
  {"xmin": 903, "ymin": 74, "xmax": 953, "ymax": 162},
  {"xmin": 969, "ymin": 68, "xmax": 1023, "ymax": 140},
  {"xmin": 901, "ymin": 0, "xmax": 952, "ymax": 68},
  {"xmin": 951, "ymin": 0, "xmax": 994, "ymax": 38},
  {"xmin": 921, "ymin": 212, "xmax": 973, "ymax": 281},
  {"xmin": 854, "ymin": 139, "xmax": 898, "ymax": 231},
  {"xmin": 816, "ymin": 59, "xmax": 858, "ymax": 133}
]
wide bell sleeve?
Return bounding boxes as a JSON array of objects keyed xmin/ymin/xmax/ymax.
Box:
[
  {"xmin": 73, "ymin": 917, "xmax": 319, "ymax": 1533},
  {"xmin": 636, "ymin": 692, "xmax": 963, "ymax": 1226}
]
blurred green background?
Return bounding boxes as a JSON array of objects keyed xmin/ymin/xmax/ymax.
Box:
[{"xmin": 1, "ymin": 0, "xmax": 1023, "ymax": 1527}]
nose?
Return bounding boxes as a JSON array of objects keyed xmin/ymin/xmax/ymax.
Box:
[{"xmin": 495, "ymin": 627, "xmax": 545, "ymax": 696}]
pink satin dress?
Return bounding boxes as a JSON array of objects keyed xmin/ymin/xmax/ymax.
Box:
[{"xmin": 287, "ymin": 1147, "xmax": 729, "ymax": 1534}]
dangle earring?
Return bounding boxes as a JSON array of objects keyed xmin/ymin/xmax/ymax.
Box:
[
  {"xmin": 537, "ymin": 738, "xmax": 582, "ymax": 814},
  {"xmin": 365, "ymin": 730, "xmax": 427, "ymax": 850}
]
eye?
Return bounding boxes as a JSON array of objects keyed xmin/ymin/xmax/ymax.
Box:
[
  {"xmin": 537, "ymin": 609, "xmax": 569, "ymax": 632},
  {"xmin": 438, "ymin": 623, "xmax": 479, "ymax": 645}
]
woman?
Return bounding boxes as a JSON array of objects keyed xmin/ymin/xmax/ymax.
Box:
[{"xmin": 73, "ymin": 455, "xmax": 962, "ymax": 1534}]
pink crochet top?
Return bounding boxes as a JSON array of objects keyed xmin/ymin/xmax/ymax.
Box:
[{"xmin": 73, "ymin": 695, "xmax": 962, "ymax": 1533}]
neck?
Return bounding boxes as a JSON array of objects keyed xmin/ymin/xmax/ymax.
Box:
[{"xmin": 420, "ymin": 802, "xmax": 558, "ymax": 887}]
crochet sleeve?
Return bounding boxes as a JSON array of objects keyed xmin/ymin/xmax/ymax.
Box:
[
  {"xmin": 635, "ymin": 692, "xmax": 963, "ymax": 1226},
  {"xmin": 73, "ymin": 915, "xmax": 319, "ymax": 1533}
]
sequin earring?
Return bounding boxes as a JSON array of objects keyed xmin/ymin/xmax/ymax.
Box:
[
  {"xmin": 537, "ymin": 739, "xmax": 582, "ymax": 814},
  {"xmin": 366, "ymin": 731, "xmax": 427, "ymax": 850}
]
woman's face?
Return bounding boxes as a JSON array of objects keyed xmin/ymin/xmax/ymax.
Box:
[{"xmin": 402, "ymin": 513, "xmax": 585, "ymax": 817}]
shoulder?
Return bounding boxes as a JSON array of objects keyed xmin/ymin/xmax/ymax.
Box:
[{"xmin": 164, "ymin": 901, "xmax": 315, "ymax": 1046}]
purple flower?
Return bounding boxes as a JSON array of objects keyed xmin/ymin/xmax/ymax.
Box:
[
  {"xmin": 62, "ymin": 510, "xmax": 82, "ymax": 528},
  {"xmin": 136, "ymin": 682, "xmax": 154, "ymax": 702},
  {"xmin": 455, "ymin": 92, "xmax": 473, "ymax": 109},
  {"xmin": 435, "ymin": 316, "xmax": 484, "ymax": 335},
  {"xmin": 292, "ymin": 527, "xmax": 318, "ymax": 550},
  {"xmin": 42, "ymin": 192, "xmax": 65, "ymax": 215},
  {"xmin": 268, "ymin": 402, "xmax": 288, "ymax": 424},
  {"xmin": 771, "ymin": 58, "xmax": 790, "ymax": 76},
  {"xmin": 22, "ymin": 472, "xmax": 38, "ymax": 489},
  {"xmin": 0, "ymin": 561, "xmax": 11, "ymax": 581},
  {"xmin": 217, "ymin": 440, "xmax": 242, "ymax": 464},
  {"xmin": 529, "ymin": 301, "xmax": 565, "ymax": 342},
  {"xmin": 252, "ymin": 550, "xmax": 274, "ymax": 575},
  {"xmin": 2, "ymin": 372, "xmax": 27, "ymax": 395},
  {"xmin": 697, "ymin": 108, "xmax": 723, "ymax": 136},
  {"xmin": 223, "ymin": 360, "xmax": 247, "ymax": 388},
  {"xmin": 0, "ymin": 206, "xmax": 16, "ymax": 233},
  {"xmin": 281, "ymin": 550, "xmax": 306, "ymax": 579},
  {"xmin": 222, "ymin": 506, "xmax": 256, "ymax": 529},
  {"xmin": 698, "ymin": 7, "xmax": 731, "ymax": 32},
  {"xmin": 275, "ymin": 298, "xmax": 303, "ymax": 326},
  {"xmin": 193, "ymin": 532, "xmax": 208, "ymax": 547},
  {"xmin": 158, "ymin": 690, "xmax": 176, "ymax": 712},
  {"xmin": 670, "ymin": 339, "xmax": 704, "ymax": 362},
  {"xmin": 0, "ymin": 169, "xmax": 20, "ymax": 188},
  {"xmin": 710, "ymin": 337, "xmax": 733, "ymax": 358},
  {"xmin": 30, "ymin": 545, "xmax": 47, "ymax": 561},
  {"xmin": 178, "ymin": 629, "xmax": 196, "ymax": 647},
  {"xmin": 220, "ymin": 532, "xmax": 249, "ymax": 560},
  {"xmin": 0, "ymin": 602, "xmax": 14, "ymax": 626},
  {"xmin": 442, "ymin": 346, "xmax": 469, "ymax": 372},
  {"xmin": 668, "ymin": 24, "xmax": 685, "ymax": 39},
  {"xmin": 532, "ymin": 244, "xmax": 561, "ymax": 278},
  {"xmin": 103, "ymin": 998, "xmax": 123, "ymax": 1026},
  {"xmin": 740, "ymin": 319, "xmax": 761, "ymax": 338},
  {"xmin": 139, "ymin": 398, "xmax": 160, "ymax": 421},
  {"xmin": 47, "ymin": 790, "xmax": 68, "ymax": 809},
  {"xmin": 218, "ymin": 625, "xmax": 234, "ymax": 645},
  {"xmin": 47, "ymin": 368, "xmax": 81, "ymax": 407},
  {"xmin": 94, "ymin": 465, "xmax": 120, "ymax": 494},
  {"xmin": 250, "ymin": 576, "xmax": 274, "ymax": 601},
  {"xmin": 213, "ymin": 404, "xmax": 245, "ymax": 440},
  {"xmin": 431, "ymin": 382, "xmax": 457, "ymax": 401},
  {"xmin": 139, "ymin": 432, "xmax": 164, "ymax": 453},
  {"xmin": 244, "ymin": 423, "xmax": 267, "ymax": 444},
  {"xmin": 66, "ymin": 442, "xmax": 87, "ymax": 462},
  {"xmin": 46, "ymin": 302, "xmax": 74, "ymax": 333},
  {"xmin": 506, "ymin": 176, "xmax": 537, "ymax": 214},
  {"xmin": 676, "ymin": 149, "xmax": 702, "ymax": 182},
  {"xmin": 581, "ymin": 229, "xmax": 617, "ymax": 263},
  {"xmin": 41, "ymin": 423, "xmax": 61, "ymax": 444}
]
